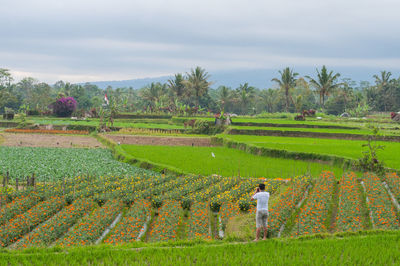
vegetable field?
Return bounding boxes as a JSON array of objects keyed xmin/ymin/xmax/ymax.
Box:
[{"xmin": 0, "ymin": 146, "xmax": 157, "ymax": 181}]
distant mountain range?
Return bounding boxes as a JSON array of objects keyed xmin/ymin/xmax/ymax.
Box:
[{"xmin": 82, "ymin": 67, "xmax": 388, "ymax": 90}]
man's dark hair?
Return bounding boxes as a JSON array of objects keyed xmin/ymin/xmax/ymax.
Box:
[{"xmin": 259, "ymin": 183, "xmax": 265, "ymax": 191}]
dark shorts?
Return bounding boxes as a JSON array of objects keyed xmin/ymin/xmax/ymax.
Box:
[{"xmin": 256, "ymin": 210, "xmax": 269, "ymax": 228}]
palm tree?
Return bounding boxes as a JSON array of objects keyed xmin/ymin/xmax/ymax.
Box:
[
  {"xmin": 305, "ymin": 66, "xmax": 341, "ymax": 108},
  {"xmin": 216, "ymin": 85, "xmax": 232, "ymax": 112},
  {"xmin": 271, "ymin": 67, "xmax": 298, "ymax": 112},
  {"xmin": 373, "ymin": 71, "xmax": 393, "ymax": 111},
  {"xmin": 235, "ymin": 83, "xmax": 255, "ymax": 114},
  {"xmin": 183, "ymin": 66, "xmax": 213, "ymax": 106},
  {"xmin": 140, "ymin": 82, "xmax": 166, "ymax": 111},
  {"xmin": 168, "ymin": 73, "xmax": 186, "ymax": 99},
  {"xmin": 373, "ymin": 71, "xmax": 392, "ymax": 88}
]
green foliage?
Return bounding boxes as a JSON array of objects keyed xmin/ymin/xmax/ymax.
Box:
[
  {"xmin": 0, "ymin": 146, "xmax": 157, "ymax": 181},
  {"xmin": 355, "ymin": 127, "xmax": 386, "ymax": 175}
]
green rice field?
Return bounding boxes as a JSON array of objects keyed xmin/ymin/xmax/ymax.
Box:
[
  {"xmin": 219, "ymin": 134, "xmax": 400, "ymax": 169},
  {"xmin": 121, "ymin": 144, "xmax": 349, "ymax": 178}
]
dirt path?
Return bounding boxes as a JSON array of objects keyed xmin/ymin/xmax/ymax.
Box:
[
  {"xmin": 105, "ymin": 134, "xmax": 215, "ymax": 146},
  {"xmin": 0, "ymin": 133, "xmax": 103, "ymax": 148}
]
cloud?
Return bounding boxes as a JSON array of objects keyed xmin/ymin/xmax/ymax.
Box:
[{"xmin": 1, "ymin": 0, "xmax": 400, "ymax": 83}]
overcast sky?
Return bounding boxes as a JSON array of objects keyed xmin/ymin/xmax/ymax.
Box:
[{"xmin": 1, "ymin": 0, "xmax": 400, "ymax": 83}]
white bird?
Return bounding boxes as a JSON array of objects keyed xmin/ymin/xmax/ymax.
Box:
[{"xmin": 211, "ymin": 152, "xmax": 215, "ymax": 158}]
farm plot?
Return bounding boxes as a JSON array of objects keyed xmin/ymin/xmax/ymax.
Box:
[
  {"xmin": 105, "ymin": 199, "xmax": 151, "ymax": 244},
  {"xmin": 217, "ymin": 135, "xmax": 400, "ymax": 170},
  {"xmin": 363, "ymin": 173, "xmax": 399, "ymax": 230},
  {"xmin": 148, "ymin": 201, "xmax": 183, "ymax": 242},
  {"xmin": 104, "ymin": 134, "xmax": 213, "ymax": 146},
  {"xmin": 268, "ymin": 176, "xmax": 310, "ymax": 237},
  {"xmin": 336, "ymin": 173, "xmax": 364, "ymax": 232},
  {"xmin": 0, "ymin": 146, "xmax": 157, "ymax": 181},
  {"xmin": 121, "ymin": 145, "xmax": 347, "ymax": 178},
  {"xmin": 187, "ymin": 202, "xmax": 211, "ymax": 240},
  {"xmin": 14, "ymin": 198, "xmax": 97, "ymax": 249},
  {"xmin": 57, "ymin": 199, "xmax": 124, "ymax": 247},
  {"xmin": 0, "ymin": 196, "xmax": 65, "ymax": 247},
  {"xmin": 384, "ymin": 173, "xmax": 400, "ymax": 204},
  {"xmin": 1, "ymin": 133, "xmax": 102, "ymax": 148},
  {"xmin": 290, "ymin": 172, "xmax": 335, "ymax": 237}
]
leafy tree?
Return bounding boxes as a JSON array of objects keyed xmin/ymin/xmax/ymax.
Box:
[
  {"xmin": 306, "ymin": 66, "xmax": 342, "ymax": 108},
  {"xmin": 271, "ymin": 67, "xmax": 298, "ymax": 112},
  {"xmin": 53, "ymin": 97, "xmax": 77, "ymax": 117}
]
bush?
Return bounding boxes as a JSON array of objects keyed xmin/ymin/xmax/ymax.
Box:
[
  {"xmin": 190, "ymin": 119, "xmax": 226, "ymax": 135},
  {"xmin": 53, "ymin": 97, "xmax": 77, "ymax": 117},
  {"xmin": 181, "ymin": 198, "xmax": 192, "ymax": 211}
]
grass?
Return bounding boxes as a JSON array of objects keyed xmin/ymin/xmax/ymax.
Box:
[
  {"xmin": 1, "ymin": 231, "xmax": 400, "ymax": 265},
  {"xmin": 121, "ymin": 144, "xmax": 350, "ymax": 178},
  {"xmin": 218, "ymin": 134, "xmax": 400, "ymax": 170}
]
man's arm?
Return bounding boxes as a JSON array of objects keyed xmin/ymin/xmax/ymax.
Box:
[{"xmin": 250, "ymin": 188, "xmax": 260, "ymax": 201}]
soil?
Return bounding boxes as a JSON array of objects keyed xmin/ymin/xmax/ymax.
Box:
[
  {"xmin": 0, "ymin": 133, "xmax": 104, "ymax": 148},
  {"xmin": 105, "ymin": 134, "xmax": 215, "ymax": 146}
]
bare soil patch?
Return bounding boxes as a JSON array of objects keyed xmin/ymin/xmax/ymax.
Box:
[
  {"xmin": 105, "ymin": 134, "xmax": 215, "ymax": 146},
  {"xmin": 0, "ymin": 133, "xmax": 103, "ymax": 148}
]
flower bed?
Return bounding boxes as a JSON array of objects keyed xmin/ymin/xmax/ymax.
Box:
[
  {"xmin": 291, "ymin": 171, "xmax": 335, "ymax": 237},
  {"xmin": 0, "ymin": 194, "xmax": 41, "ymax": 226},
  {"xmin": 4, "ymin": 129, "xmax": 89, "ymax": 135},
  {"xmin": 363, "ymin": 173, "xmax": 399, "ymax": 230},
  {"xmin": 56, "ymin": 199, "xmax": 124, "ymax": 247},
  {"xmin": 0, "ymin": 196, "xmax": 65, "ymax": 247},
  {"xmin": 187, "ymin": 202, "xmax": 211, "ymax": 240},
  {"xmin": 14, "ymin": 198, "xmax": 97, "ymax": 249},
  {"xmin": 105, "ymin": 199, "xmax": 151, "ymax": 244},
  {"xmin": 219, "ymin": 201, "xmax": 240, "ymax": 230},
  {"xmin": 268, "ymin": 177, "xmax": 309, "ymax": 237},
  {"xmin": 384, "ymin": 173, "xmax": 400, "ymax": 204},
  {"xmin": 148, "ymin": 201, "xmax": 182, "ymax": 242},
  {"xmin": 336, "ymin": 172, "xmax": 364, "ymax": 232}
]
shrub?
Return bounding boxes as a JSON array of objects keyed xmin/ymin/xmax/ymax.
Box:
[{"xmin": 53, "ymin": 97, "xmax": 77, "ymax": 117}]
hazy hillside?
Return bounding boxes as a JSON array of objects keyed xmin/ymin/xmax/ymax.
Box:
[{"xmin": 83, "ymin": 67, "xmax": 379, "ymax": 89}]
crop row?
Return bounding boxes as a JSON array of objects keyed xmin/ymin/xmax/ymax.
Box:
[
  {"xmin": 291, "ymin": 171, "xmax": 335, "ymax": 236},
  {"xmin": 0, "ymin": 146, "xmax": 157, "ymax": 181},
  {"xmin": 57, "ymin": 199, "xmax": 124, "ymax": 247},
  {"xmin": 148, "ymin": 201, "xmax": 182, "ymax": 242},
  {"xmin": 384, "ymin": 172, "xmax": 400, "ymax": 204},
  {"xmin": 363, "ymin": 173, "xmax": 399, "ymax": 230},
  {"xmin": 268, "ymin": 176, "xmax": 310, "ymax": 237},
  {"xmin": 187, "ymin": 202, "xmax": 211, "ymax": 240},
  {"xmin": 336, "ymin": 172, "xmax": 364, "ymax": 232},
  {"xmin": 0, "ymin": 196, "xmax": 65, "ymax": 247},
  {"xmin": 14, "ymin": 198, "xmax": 97, "ymax": 249},
  {"xmin": 105, "ymin": 199, "xmax": 151, "ymax": 244},
  {"xmin": 0, "ymin": 193, "xmax": 41, "ymax": 226}
]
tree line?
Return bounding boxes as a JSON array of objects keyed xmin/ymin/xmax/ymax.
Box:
[{"xmin": 1, "ymin": 66, "xmax": 400, "ymax": 116}]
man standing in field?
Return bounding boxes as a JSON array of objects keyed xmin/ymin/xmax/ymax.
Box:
[{"xmin": 251, "ymin": 183, "xmax": 270, "ymax": 241}]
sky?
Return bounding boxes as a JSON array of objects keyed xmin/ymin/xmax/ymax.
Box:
[{"xmin": 1, "ymin": 0, "xmax": 400, "ymax": 84}]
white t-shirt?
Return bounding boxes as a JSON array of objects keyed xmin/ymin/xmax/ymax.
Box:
[{"xmin": 252, "ymin": 191, "xmax": 270, "ymax": 211}]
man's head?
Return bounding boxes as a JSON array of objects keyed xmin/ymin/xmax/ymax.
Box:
[{"xmin": 259, "ymin": 183, "xmax": 265, "ymax": 191}]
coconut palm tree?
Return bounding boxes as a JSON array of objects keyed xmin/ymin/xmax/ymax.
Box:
[
  {"xmin": 216, "ymin": 85, "xmax": 232, "ymax": 112},
  {"xmin": 168, "ymin": 73, "xmax": 186, "ymax": 99},
  {"xmin": 271, "ymin": 67, "xmax": 298, "ymax": 112},
  {"xmin": 183, "ymin": 66, "xmax": 213, "ymax": 106},
  {"xmin": 305, "ymin": 66, "xmax": 341, "ymax": 108},
  {"xmin": 373, "ymin": 71, "xmax": 392, "ymax": 88},
  {"xmin": 235, "ymin": 83, "xmax": 255, "ymax": 114}
]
